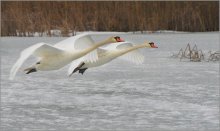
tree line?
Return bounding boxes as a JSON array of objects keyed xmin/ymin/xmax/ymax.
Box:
[{"xmin": 1, "ymin": 1, "xmax": 219, "ymax": 36}]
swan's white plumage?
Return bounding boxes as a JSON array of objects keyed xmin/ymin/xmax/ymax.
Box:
[
  {"xmin": 118, "ymin": 50, "xmax": 144, "ymax": 64},
  {"xmin": 9, "ymin": 42, "xmax": 65, "ymax": 80},
  {"xmin": 55, "ymin": 33, "xmax": 93, "ymax": 50},
  {"xmin": 54, "ymin": 33, "xmax": 98, "ymax": 63},
  {"xmin": 116, "ymin": 42, "xmax": 144, "ymax": 64}
]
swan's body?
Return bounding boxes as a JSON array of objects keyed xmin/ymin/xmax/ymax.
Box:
[
  {"xmin": 68, "ymin": 42, "xmax": 158, "ymax": 75},
  {"xmin": 9, "ymin": 33, "xmax": 124, "ymax": 80}
]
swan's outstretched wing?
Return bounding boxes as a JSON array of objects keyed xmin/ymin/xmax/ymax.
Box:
[
  {"xmin": 9, "ymin": 42, "xmax": 65, "ymax": 80},
  {"xmin": 54, "ymin": 33, "xmax": 98, "ymax": 63},
  {"xmin": 116, "ymin": 42, "xmax": 144, "ymax": 64},
  {"xmin": 118, "ymin": 49, "xmax": 144, "ymax": 64},
  {"xmin": 101, "ymin": 42, "xmax": 144, "ymax": 64},
  {"xmin": 54, "ymin": 33, "xmax": 95, "ymax": 50}
]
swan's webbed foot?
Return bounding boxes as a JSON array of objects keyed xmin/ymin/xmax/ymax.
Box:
[
  {"xmin": 69, "ymin": 62, "xmax": 85, "ymax": 76},
  {"xmin": 79, "ymin": 68, "xmax": 87, "ymax": 75}
]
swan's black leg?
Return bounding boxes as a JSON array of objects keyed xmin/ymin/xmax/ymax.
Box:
[
  {"xmin": 79, "ymin": 68, "xmax": 88, "ymax": 75},
  {"xmin": 25, "ymin": 68, "xmax": 37, "ymax": 74},
  {"xmin": 70, "ymin": 62, "xmax": 85, "ymax": 76}
]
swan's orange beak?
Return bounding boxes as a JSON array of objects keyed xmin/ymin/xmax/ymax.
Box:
[
  {"xmin": 150, "ymin": 42, "xmax": 158, "ymax": 48},
  {"xmin": 116, "ymin": 37, "xmax": 124, "ymax": 42},
  {"xmin": 114, "ymin": 36, "xmax": 124, "ymax": 42},
  {"xmin": 151, "ymin": 44, "xmax": 158, "ymax": 48}
]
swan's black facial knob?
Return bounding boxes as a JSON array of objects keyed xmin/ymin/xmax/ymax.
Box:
[{"xmin": 149, "ymin": 42, "xmax": 154, "ymax": 45}]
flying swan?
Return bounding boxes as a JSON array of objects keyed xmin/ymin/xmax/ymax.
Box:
[
  {"xmin": 68, "ymin": 41, "xmax": 158, "ymax": 76},
  {"xmin": 9, "ymin": 33, "xmax": 124, "ymax": 80}
]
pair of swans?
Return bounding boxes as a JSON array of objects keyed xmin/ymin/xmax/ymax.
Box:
[{"xmin": 9, "ymin": 33, "xmax": 158, "ymax": 80}]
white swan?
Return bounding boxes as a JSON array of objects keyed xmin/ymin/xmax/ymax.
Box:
[
  {"xmin": 68, "ymin": 41, "xmax": 158, "ymax": 76},
  {"xmin": 9, "ymin": 33, "xmax": 124, "ymax": 80}
]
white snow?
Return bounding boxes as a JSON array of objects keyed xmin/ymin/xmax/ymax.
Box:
[{"xmin": 0, "ymin": 32, "xmax": 219, "ymax": 130}]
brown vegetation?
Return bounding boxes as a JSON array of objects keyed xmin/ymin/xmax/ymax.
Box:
[
  {"xmin": 171, "ymin": 44, "xmax": 220, "ymax": 62},
  {"xmin": 175, "ymin": 44, "xmax": 205, "ymax": 62},
  {"xmin": 1, "ymin": 1, "xmax": 219, "ymax": 36}
]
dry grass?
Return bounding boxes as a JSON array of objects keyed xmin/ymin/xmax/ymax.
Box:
[{"xmin": 1, "ymin": 1, "xmax": 219, "ymax": 36}]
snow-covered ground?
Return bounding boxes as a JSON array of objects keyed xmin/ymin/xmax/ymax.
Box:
[{"xmin": 1, "ymin": 32, "xmax": 219, "ymax": 130}]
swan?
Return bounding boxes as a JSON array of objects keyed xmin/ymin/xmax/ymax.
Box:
[
  {"xmin": 9, "ymin": 33, "xmax": 124, "ymax": 80},
  {"xmin": 68, "ymin": 41, "xmax": 158, "ymax": 76}
]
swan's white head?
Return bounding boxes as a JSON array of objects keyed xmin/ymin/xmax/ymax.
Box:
[
  {"xmin": 103, "ymin": 36, "xmax": 124, "ymax": 44},
  {"xmin": 106, "ymin": 36, "xmax": 124, "ymax": 43},
  {"xmin": 145, "ymin": 42, "xmax": 158, "ymax": 48}
]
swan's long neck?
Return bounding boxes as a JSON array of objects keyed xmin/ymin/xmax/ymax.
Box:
[
  {"xmin": 117, "ymin": 43, "xmax": 147, "ymax": 56},
  {"xmin": 80, "ymin": 39, "xmax": 110, "ymax": 56}
]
